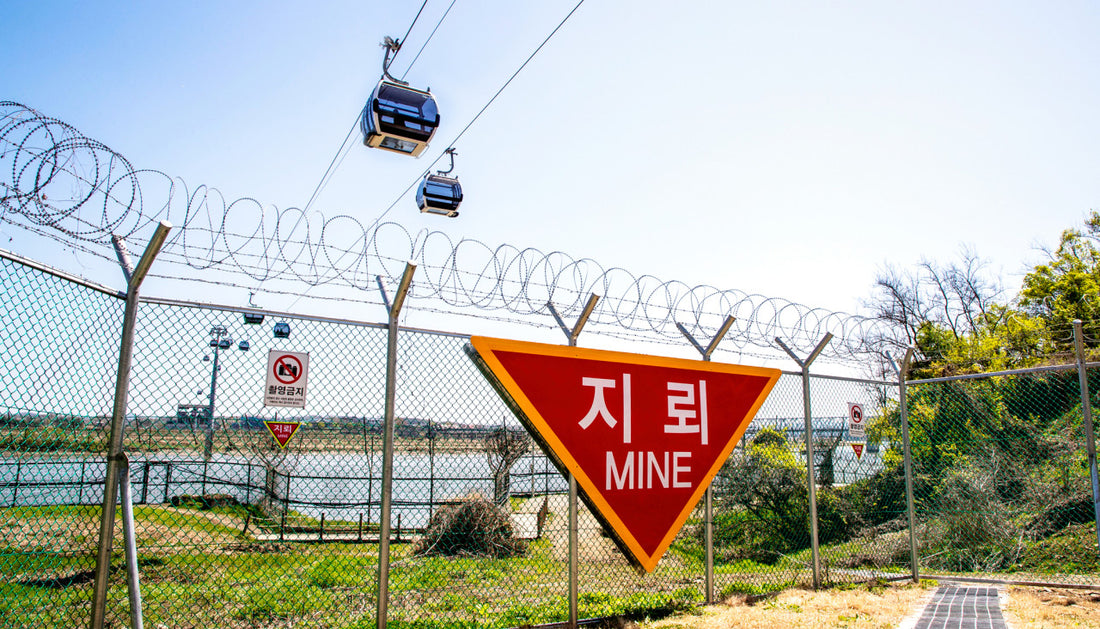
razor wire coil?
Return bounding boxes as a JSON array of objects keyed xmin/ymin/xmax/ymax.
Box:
[{"xmin": 0, "ymin": 101, "xmax": 901, "ymax": 360}]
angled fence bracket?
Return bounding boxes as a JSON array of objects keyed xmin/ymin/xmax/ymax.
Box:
[
  {"xmin": 776, "ymin": 333, "xmax": 832, "ymax": 589},
  {"xmin": 886, "ymin": 347, "xmax": 917, "ymax": 582},
  {"xmin": 676, "ymin": 316, "xmax": 735, "ymax": 604},
  {"xmin": 91, "ymin": 221, "xmax": 172, "ymax": 629},
  {"xmin": 547, "ymin": 294, "xmax": 599, "ymax": 629}
]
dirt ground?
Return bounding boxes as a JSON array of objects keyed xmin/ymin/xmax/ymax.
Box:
[{"xmin": 636, "ymin": 582, "xmax": 1100, "ymax": 629}]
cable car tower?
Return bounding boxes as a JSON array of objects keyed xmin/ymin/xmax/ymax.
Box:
[
  {"xmin": 361, "ymin": 36, "xmax": 439, "ymax": 157},
  {"xmin": 417, "ymin": 148, "xmax": 462, "ymax": 218}
]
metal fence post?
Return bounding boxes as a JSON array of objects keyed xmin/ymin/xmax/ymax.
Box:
[
  {"xmin": 676, "ymin": 316, "xmax": 734, "ymax": 605},
  {"xmin": 119, "ymin": 456, "xmax": 144, "ymax": 629},
  {"xmin": 376, "ymin": 262, "xmax": 416, "ymax": 629},
  {"xmin": 11, "ymin": 459, "xmax": 20, "ymax": 507},
  {"xmin": 776, "ymin": 333, "xmax": 832, "ymax": 589},
  {"xmin": 548, "ymin": 294, "xmax": 599, "ymax": 629},
  {"xmin": 429, "ymin": 419, "xmax": 435, "ymax": 517},
  {"xmin": 90, "ymin": 222, "xmax": 171, "ymax": 629},
  {"xmin": 1072, "ymin": 321, "xmax": 1100, "ymax": 555},
  {"xmin": 887, "ymin": 348, "xmax": 918, "ymax": 582}
]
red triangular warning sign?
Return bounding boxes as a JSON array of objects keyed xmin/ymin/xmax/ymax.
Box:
[
  {"xmin": 851, "ymin": 442, "xmax": 865, "ymax": 460},
  {"xmin": 467, "ymin": 336, "xmax": 780, "ymax": 573},
  {"xmin": 264, "ymin": 420, "xmax": 301, "ymax": 448}
]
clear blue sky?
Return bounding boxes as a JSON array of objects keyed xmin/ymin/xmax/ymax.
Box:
[{"xmin": 4, "ymin": 0, "xmax": 1099, "ymax": 331}]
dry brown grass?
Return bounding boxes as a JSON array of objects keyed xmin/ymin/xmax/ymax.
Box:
[
  {"xmin": 640, "ymin": 582, "xmax": 933, "ymax": 629},
  {"xmin": 636, "ymin": 582, "xmax": 1100, "ymax": 629},
  {"xmin": 1003, "ymin": 586, "xmax": 1100, "ymax": 628}
]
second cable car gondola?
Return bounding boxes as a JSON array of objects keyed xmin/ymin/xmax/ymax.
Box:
[
  {"xmin": 361, "ymin": 37, "xmax": 439, "ymax": 157},
  {"xmin": 416, "ymin": 148, "xmax": 462, "ymax": 217}
]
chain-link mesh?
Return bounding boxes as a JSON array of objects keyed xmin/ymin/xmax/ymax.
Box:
[
  {"xmin": 5, "ymin": 251, "xmax": 1100, "ymax": 628},
  {"xmin": 907, "ymin": 368, "xmax": 1100, "ymax": 585},
  {"xmin": 0, "ymin": 256, "xmax": 122, "ymax": 628},
  {"xmin": 710, "ymin": 372, "xmax": 906, "ymax": 595}
]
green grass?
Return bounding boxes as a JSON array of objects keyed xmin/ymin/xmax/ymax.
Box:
[
  {"xmin": 1017, "ymin": 523, "xmax": 1100, "ymax": 575},
  {"xmin": 29, "ymin": 500, "xmax": 1097, "ymax": 629},
  {"xmin": 0, "ymin": 505, "xmax": 714, "ymax": 629},
  {"xmin": 0, "ymin": 427, "xmax": 105, "ymax": 453}
]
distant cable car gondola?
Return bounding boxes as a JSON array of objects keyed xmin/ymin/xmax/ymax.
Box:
[
  {"xmin": 243, "ymin": 293, "xmax": 264, "ymax": 324},
  {"xmin": 361, "ymin": 37, "xmax": 439, "ymax": 157},
  {"xmin": 274, "ymin": 322, "xmax": 291, "ymax": 339},
  {"xmin": 238, "ymin": 340, "xmax": 250, "ymax": 351},
  {"xmin": 416, "ymin": 148, "xmax": 462, "ymax": 217}
]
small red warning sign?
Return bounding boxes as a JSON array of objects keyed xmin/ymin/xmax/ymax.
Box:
[
  {"xmin": 264, "ymin": 421, "xmax": 301, "ymax": 448},
  {"xmin": 851, "ymin": 442, "xmax": 865, "ymax": 460}
]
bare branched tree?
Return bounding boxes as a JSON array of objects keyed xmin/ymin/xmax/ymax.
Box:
[
  {"xmin": 867, "ymin": 247, "xmax": 1004, "ymax": 352},
  {"xmin": 484, "ymin": 426, "xmax": 530, "ymax": 507}
]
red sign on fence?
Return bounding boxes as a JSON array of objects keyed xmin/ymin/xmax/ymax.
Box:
[
  {"xmin": 467, "ymin": 336, "xmax": 780, "ymax": 572},
  {"xmin": 264, "ymin": 420, "xmax": 301, "ymax": 448},
  {"xmin": 851, "ymin": 442, "xmax": 865, "ymax": 460}
]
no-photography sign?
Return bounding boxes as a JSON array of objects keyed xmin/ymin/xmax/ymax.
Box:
[{"xmin": 265, "ymin": 350, "xmax": 309, "ymax": 408}]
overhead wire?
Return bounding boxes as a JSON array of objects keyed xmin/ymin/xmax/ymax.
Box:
[
  {"xmin": 288, "ymin": 0, "xmax": 434, "ymax": 310},
  {"xmin": 367, "ymin": 0, "xmax": 588, "ymax": 228},
  {"xmin": 396, "ymin": 0, "xmax": 432, "ymax": 60},
  {"xmin": 298, "ymin": 0, "xmax": 432, "ymax": 217},
  {"xmin": 400, "ymin": 0, "xmax": 459, "ymax": 82},
  {"xmin": 300, "ymin": 116, "xmax": 359, "ymax": 216}
]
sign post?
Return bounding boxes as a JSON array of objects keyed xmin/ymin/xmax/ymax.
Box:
[{"xmin": 467, "ymin": 336, "xmax": 780, "ymax": 572}]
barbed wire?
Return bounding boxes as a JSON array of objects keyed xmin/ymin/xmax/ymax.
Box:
[{"xmin": 0, "ymin": 100, "xmax": 901, "ymax": 360}]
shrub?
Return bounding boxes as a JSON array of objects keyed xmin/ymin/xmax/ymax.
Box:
[
  {"xmin": 413, "ymin": 494, "xmax": 526, "ymax": 558},
  {"xmin": 712, "ymin": 431, "xmax": 810, "ymax": 563},
  {"xmin": 169, "ymin": 493, "xmax": 240, "ymax": 510}
]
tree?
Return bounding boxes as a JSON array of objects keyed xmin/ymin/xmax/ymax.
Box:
[
  {"xmin": 868, "ymin": 247, "xmax": 1004, "ymax": 351},
  {"xmin": 484, "ymin": 427, "xmax": 530, "ymax": 507},
  {"xmin": 867, "ymin": 247, "xmax": 1048, "ymax": 376},
  {"xmin": 1019, "ymin": 210, "xmax": 1100, "ymax": 348}
]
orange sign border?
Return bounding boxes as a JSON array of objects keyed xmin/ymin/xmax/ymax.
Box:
[{"xmin": 467, "ymin": 336, "xmax": 780, "ymax": 572}]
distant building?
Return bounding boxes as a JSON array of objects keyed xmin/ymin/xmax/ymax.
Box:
[{"xmin": 169, "ymin": 404, "xmax": 211, "ymax": 429}]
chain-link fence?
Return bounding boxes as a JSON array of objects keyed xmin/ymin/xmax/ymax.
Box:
[
  {"xmin": 3, "ymin": 251, "xmax": 1099, "ymax": 628},
  {"xmin": 906, "ymin": 367, "xmax": 1100, "ymax": 585},
  {"xmin": 0, "ymin": 253, "xmax": 122, "ymax": 628},
  {"xmin": 709, "ymin": 372, "xmax": 904, "ymax": 596}
]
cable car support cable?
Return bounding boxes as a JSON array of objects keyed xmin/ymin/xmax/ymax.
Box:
[{"xmin": 366, "ymin": 0, "xmax": 588, "ymax": 226}]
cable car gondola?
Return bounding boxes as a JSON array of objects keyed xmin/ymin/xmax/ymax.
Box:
[
  {"xmin": 238, "ymin": 340, "xmax": 250, "ymax": 351},
  {"xmin": 361, "ymin": 37, "xmax": 438, "ymax": 157},
  {"xmin": 362, "ymin": 81, "xmax": 439, "ymax": 157},
  {"xmin": 243, "ymin": 294, "xmax": 264, "ymax": 325},
  {"xmin": 416, "ymin": 148, "xmax": 462, "ymax": 217},
  {"xmin": 273, "ymin": 322, "xmax": 291, "ymax": 339}
]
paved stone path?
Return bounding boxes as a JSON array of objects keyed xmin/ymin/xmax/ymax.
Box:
[{"xmin": 901, "ymin": 585, "xmax": 1007, "ymax": 629}]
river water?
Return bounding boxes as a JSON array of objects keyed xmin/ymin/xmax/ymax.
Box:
[{"xmin": 0, "ymin": 444, "xmax": 883, "ymax": 528}]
